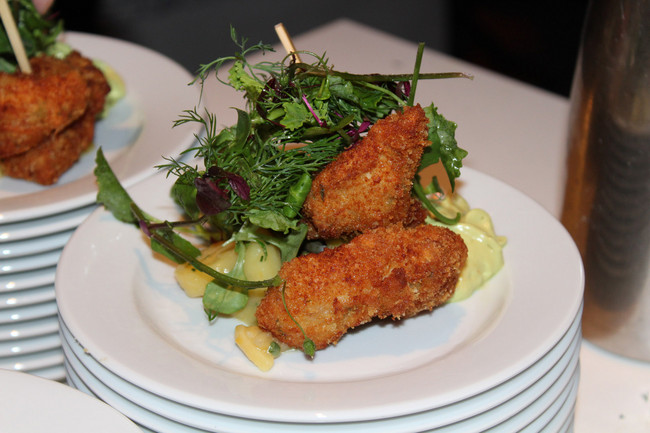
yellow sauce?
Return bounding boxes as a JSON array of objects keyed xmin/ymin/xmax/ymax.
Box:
[
  {"xmin": 92, "ymin": 59, "xmax": 126, "ymax": 117},
  {"xmin": 426, "ymin": 193, "xmax": 507, "ymax": 302}
]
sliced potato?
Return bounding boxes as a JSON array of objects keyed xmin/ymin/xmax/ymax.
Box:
[
  {"xmin": 234, "ymin": 325, "xmax": 275, "ymax": 371},
  {"xmin": 243, "ymin": 242, "xmax": 282, "ymax": 280},
  {"xmin": 174, "ymin": 242, "xmax": 237, "ymax": 298}
]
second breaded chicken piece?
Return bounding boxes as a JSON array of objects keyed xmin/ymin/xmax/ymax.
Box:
[
  {"xmin": 0, "ymin": 52, "xmax": 109, "ymax": 184},
  {"xmin": 0, "ymin": 54, "xmax": 89, "ymax": 158},
  {"xmin": 255, "ymin": 223, "xmax": 467, "ymax": 351},
  {"xmin": 0, "ymin": 110, "xmax": 95, "ymax": 185},
  {"xmin": 302, "ymin": 104, "xmax": 430, "ymax": 240}
]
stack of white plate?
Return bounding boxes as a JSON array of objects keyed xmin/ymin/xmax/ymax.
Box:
[
  {"xmin": 56, "ymin": 168, "xmax": 585, "ymax": 432},
  {"xmin": 1, "ymin": 206, "xmax": 94, "ymax": 380},
  {"xmin": 0, "ymin": 32, "xmax": 200, "ymax": 381}
]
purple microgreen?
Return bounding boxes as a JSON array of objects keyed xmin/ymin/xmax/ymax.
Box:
[
  {"xmin": 139, "ymin": 219, "xmax": 151, "ymax": 237},
  {"xmin": 346, "ymin": 119, "xmax": 371, "ymax": 143},
  {"xmin": 400, "ymin": 81, "xmax": 411, "ymax": 98},
  {"xmin": 203, "ymin": 166, "xmax": 251, "ymax": 201},
  {"xmin": 226, "ymin": 172, "xmax": 251, "ymax": 201},
  {"xmin": 194, "ymin": 177, "xmax": 231, "ymax": 216},
  {"xmin": 302, "ymin": 94, "xmax": 326, "ymax": 127},
  {"xmin": 206, "ymin": 165, "xmax": 226, "ymax": 179}
]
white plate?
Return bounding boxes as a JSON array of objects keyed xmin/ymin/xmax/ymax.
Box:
[
  {"xmin": 535, "ymin": 378, "xmax": 578, "ymax": 433},
  {"xmin": 0, "ymin": 229, "xmax": 73, "ymax": 258},
  {"xmin": 0, "ymin": 346, "xmax": 63, "ymax": 371},
  {"xmin": 56, "ymin": 167, "xmax": 584, "ymax": 423},
  {"xmin": 0, "ymin": 266, "xmax": 56, "ymax": 292},
  {"xmin": 0, "ymin": 249, "xmax": 61, "ymax": 275},
  {"xmin": 0, "ymin": 300, "xmax": 58, "ymax": 324},
  {"xmin": 0, "ymin": 331, "xmax": 60, "ymax": 357},
  {"xmin": 0, "ymin": 31, "xmax": 202, "ymax": 224},
  {"xmin": 28, "ymin": 363, "xmax": 67, "ymax": 381},
  {"xmin": 0, "ymin": 205, "xmax": 94, "ymax": 243},
  {"xmin": 0, "ymin": 284, "xmax": 55, "ymax": 310},
  {"xmin": 63, "ymin": 359, "xmax": 203, "ymax": 433},
  {"xmin": 0, "ymin": 368, "xmax": 142, "ymax": 433},
  {"xmin": 521, "ymin": 370, "xmax": 579, "ymax": 433},
  {"xmin": 59, "ymin": 314, "xmax": 581, "ymax": 432},
  {"xmin": 0, "ymin": 314, "xmax": 59, "ymax": 341}
]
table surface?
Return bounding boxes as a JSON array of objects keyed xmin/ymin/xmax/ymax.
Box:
[{"xmin": 203, "ymin": 18, "xmax": 650, "ymax": 432}]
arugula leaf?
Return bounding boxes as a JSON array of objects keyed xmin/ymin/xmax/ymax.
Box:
[
  {"xmin": 203, "ymin": 281, "xmax": 248, "ymax": 316},
  {"xmin": 150, "ymin": 226, "xmax": 201, "ymax": 264},
  {"xmin": 95, "ymin": 148, "xmax": 202, "ymax": 263},
  {"xmin": 419, "ymin": 104, "xmax": 468, "ymax": 191},
  {"xmin": 170, "ymin": 173, "xmax": 200, "ymax": 219},
  {"xmin": 233, "ymin": 108, "xmax": 252, "ymax": 149},
  {"xmin": 203, "ymin": 242, "xmax": 249, "ymax": 315},
  {"xmin": 94, "ymin": 148, "xmax": 137, "ymax": 224}
]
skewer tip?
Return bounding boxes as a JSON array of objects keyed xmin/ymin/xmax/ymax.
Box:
[
  {"xmin": 0, "ymin": 0, "xmax": 32, "ymax": 73},
  {"xmin": 274, "ymin": 22, "xmax": 302, "ymax": 63}
]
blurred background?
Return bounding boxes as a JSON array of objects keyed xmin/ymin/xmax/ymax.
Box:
[{"xmin": 50, "ymin": 0, "xmax": 588, "ymax": 97}]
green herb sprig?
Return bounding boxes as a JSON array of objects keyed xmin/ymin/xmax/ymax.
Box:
[
  {"xmin": 0, "ymin": 0, "xmax": 62, "ymax": 73},
  {"xmin": 281, "ymin": 282, "xmax": 315, "ymax": 357}
]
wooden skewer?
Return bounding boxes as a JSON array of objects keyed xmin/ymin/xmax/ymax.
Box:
[
  {"xmin": 0, "ymin": 0, "xmax": 31, "ymax": 73},
  {"xmin": 274, "ymin": 23, "xmax": 302, "ymax": 63}
]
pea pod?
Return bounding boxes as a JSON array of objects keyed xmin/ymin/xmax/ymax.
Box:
[{"xmin": 282, "ymin": 172, "xmax": 312, "ymax": 218}]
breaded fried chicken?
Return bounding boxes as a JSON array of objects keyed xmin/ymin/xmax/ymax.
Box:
[
  {"xmin": 0, "ymin": 51, "xmax": 109, "ymax": 184},
  {"xmin": 255, "ymin": 223, "xmax": 467, "ymax": 351},
  {"xmin": 62, "ymin": 51, "xmax": 110, "ymax": 116},
  {"xmin": 302, "ymin": 104, "xmax": 430, "ymax": 240},
  {"xmin": 0, "ymin": 55, "xmax": 88, "ymax": 158},
  {"xmin": 0, "ymin": 110, "xmax": 95, "ymax": 185}
]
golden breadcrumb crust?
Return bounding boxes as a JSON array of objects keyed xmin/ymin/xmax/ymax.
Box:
[
  {"xmin": 256, "ymin": 224, "xmax": 467, "ymax": 350},
  {"xmin": 302, "ymin": 104, "xmax": 430, "ymax": 240},
  {"xmin": 0, "ymin": 52, "xmax": 109, "ymax": 184}
]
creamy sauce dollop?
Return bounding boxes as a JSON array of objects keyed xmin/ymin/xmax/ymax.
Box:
[{"xmin": 426, "ymin": 193, "xmax": 507, "ymax": 302}]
